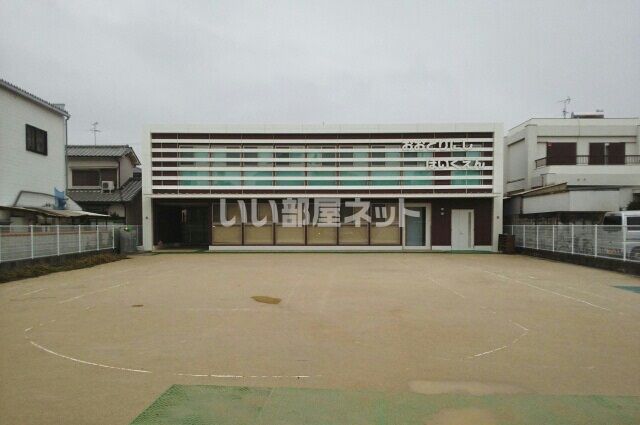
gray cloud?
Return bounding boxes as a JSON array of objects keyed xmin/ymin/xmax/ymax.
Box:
[{"xmin": 1, "ymin": 0, "xmax": 638, "ymax": 159}]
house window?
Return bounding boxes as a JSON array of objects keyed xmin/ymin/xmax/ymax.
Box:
[
  {"xmin": 589, "ymin": 142, "xmax": 625, "ymax": 165},
  {"xmin": 73, "ymin": 170, "xmax": 100, "ymax": 186},
  {"xmin": 546, "ymin": 142, "xmax": 576, "ymax": 165},
  {"xmin": 26, "ymin": 124, "xmax": 47, "ymax": 155},
  {"xmin": 72, "ymin": 168, "xmax": 118, "ymax": 187}
]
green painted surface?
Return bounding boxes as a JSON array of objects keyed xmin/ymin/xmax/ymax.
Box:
[
  {"xmin": 131, "ymin": 385, "xmax": 640, "ymax": 425},
  {"xmin": 614, "ymin": 285, "xmax": 640, "ymax": 294}
]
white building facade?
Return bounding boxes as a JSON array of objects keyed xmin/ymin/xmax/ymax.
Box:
[
  {"xmin": 142, "ymin": 124, "xmax": 503, "ymax": 252},
  {"xmin": 504, "ymin": 117, "xmax": 640, "ymax": 224},
  {"xmin": 0, "ymin": 79, "xmax": 75, "ymax": 224}
]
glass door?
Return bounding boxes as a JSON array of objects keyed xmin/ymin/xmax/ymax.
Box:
[{"xmin": 405, "ymin": 207, "xmax": 425, "ymax": 246}]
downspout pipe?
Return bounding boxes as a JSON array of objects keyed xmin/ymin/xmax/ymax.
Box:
[{"xmin": 64, "ymin": 114, "xmax": 69, "ymax": 210}]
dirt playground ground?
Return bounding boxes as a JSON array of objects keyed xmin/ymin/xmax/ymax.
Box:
[{"xmin": 1, "ymin": 253, "xmax": 639, "ymax": 424}]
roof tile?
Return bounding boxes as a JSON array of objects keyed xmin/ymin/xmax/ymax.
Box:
[{"xmin": 67, "ymin": 177, "xmax": 141, "ymax": 204}]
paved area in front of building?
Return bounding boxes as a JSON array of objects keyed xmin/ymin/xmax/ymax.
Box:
[{"xmin": 0, "ymin": 253, "xmax": 639, "ymax": 424}]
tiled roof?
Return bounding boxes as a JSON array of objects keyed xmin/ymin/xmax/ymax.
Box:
[
  {"xmin": 67, "ymin": 177, "xmax": 142, "ymax": 204},
  {"xmin": 0, "ymin": 78, "xmax": 70, "ymax": 117},
  {"xmin": 66, "ymin": 145, "xmax": 141, "ymax": 165}
]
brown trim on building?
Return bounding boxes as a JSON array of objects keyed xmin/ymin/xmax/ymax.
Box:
[{"xmin": 151, "ymin": 132, "xmax": 494, "ymax": 140}]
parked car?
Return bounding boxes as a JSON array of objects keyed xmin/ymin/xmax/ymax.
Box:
[{"xmin": 600, "ymin": 211, "xmax": 640, "ymax": 261}]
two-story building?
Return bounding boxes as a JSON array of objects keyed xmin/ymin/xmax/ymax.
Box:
[
  {"xmin": 66, "ymin": 145, "xmax": 142, "ymax": 225},
  {"xmin": 504, "ymin": 115, "xmax": 640, "ymax": 224},
  {"xmin": 0, "ymin": 78, "xmax": 101, "ymax": 225},
  {"xmin": 142, "ymin": 124, "xmax": 503, "ymax": 252}
]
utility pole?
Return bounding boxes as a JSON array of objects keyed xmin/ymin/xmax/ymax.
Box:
[{"xmin": 90, "ymin": 122, "xmax": 100, "ymax": 145}]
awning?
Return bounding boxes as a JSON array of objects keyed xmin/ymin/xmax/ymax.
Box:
[{"xmin": 0, "ymin": 205, "xmax": 108, "ymax": 218}]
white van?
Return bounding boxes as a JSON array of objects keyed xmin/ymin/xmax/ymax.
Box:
[{"xmin": 600, "ymin": 211, "xmax": 640, "ymax": 261}]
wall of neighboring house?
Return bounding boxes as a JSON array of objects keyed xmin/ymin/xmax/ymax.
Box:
[
  {"xmin": 108, "ymin": 203, "xmax": 126, "ymax": 217},
  {"xmin": 67, "ymin": 158, "xmax": 120, "ymax": 188},
  {"xmin": 504, "ymin": 119, "xmax": 640, "ymax": 194},
  {"xmin": 126, "ymin": 192, "xmax": 142, "ymax": 225},
  {"xmin": 522, "ymin": 190, "xmax": 621, "ymax": 215},
  {"xmin": 0, "ymin": 86, "xmax": 66, "ymax": 207},
  {"xmin": 68, "ymin": 156, "xmax": 136, "ymax": 189},
  {"xmin": 119, "ymin": 155, "xmax": 135, "ymax": 184},
  {"xmin": 504, "ymin": 138, "xmax": 527, "ymax": 194}
]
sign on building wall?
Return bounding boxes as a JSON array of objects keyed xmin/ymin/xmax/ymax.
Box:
[{"xmin": 401, "ymin": 139, "xmax": 475, "ymax": 151}]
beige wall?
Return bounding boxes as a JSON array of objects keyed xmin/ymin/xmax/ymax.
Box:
[{"xmin": 119, "ymin": 155, "xmax": 135, "ymax": 183}]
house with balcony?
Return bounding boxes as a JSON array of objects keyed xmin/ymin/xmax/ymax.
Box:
[
  {"xmin": 504, "ymin": 115, "xmax": 640, "ymax": 224},
  {"xmin": 66, "ymin": 145, "xmax": 142, "ymax": 225}
]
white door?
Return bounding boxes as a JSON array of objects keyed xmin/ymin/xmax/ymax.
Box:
[{"xmin": 451, "ymin": 209, "xmax": 474, "ymax": 250}]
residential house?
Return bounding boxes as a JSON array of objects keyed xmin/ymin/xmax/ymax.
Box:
[
  {"xmin": 0, "ymin": 78, "xmax": 100, "ymax": 225},
  {"xmin": 67, "ymin": 145, "xmax": 142, "ymax": 225},
  {"xmin": 504, "ymin": 115, "xmax": 640, "ymax": 224}
]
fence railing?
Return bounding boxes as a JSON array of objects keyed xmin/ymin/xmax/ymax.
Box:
[
  {"xmin": 504, "ymin": 225, "xmax": 640, "ymax": 263},
  {"xmin": 0, "ymin": 225, "xmax": 143, "ymax": 263},
  {"xmin": 534, "ymin": 155, "xmax": 640, "ymax": 168}
]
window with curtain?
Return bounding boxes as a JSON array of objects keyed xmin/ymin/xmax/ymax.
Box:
[
  {"xmin": 371, "ymin": 170, "xmax": 399, "ymax": 186},
  {"xmin": 308, "ymin": 170, "xmax": 336, "ymax": 186},
  {"xmin": 212, "ymin": 170, "xmax": 241, "ymax": 186},
  {"xmin": 275, "ymin": 170, "xmax": 304, "ymax": 186},
  {"xmin": 452, "ymin": 151, "xmax": 482, "ymax": 185},
  {"xmin": 180, "ymin": 171, "xmax": 209, "ymax": 186},
  {"xmin": 244, "ymin": 170, "xmax": 272, "ymax": 186},
  {"xmin": 339, "ymin": 170, "xmax": 368, "ymax": 186}
]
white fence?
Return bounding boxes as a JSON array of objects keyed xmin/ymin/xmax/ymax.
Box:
[
  {"xmin": 504, "ymin": 225, "xmax": 640, "ymax": 263},
  {"xmin": 0, "ymin": 225, "xmax": 142, "ymax": 263}
]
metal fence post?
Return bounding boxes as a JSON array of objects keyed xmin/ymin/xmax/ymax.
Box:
[
  {"xmin": 523, "ymin": 225, "xmax": 526, "ymax": 248},
  {"xmin": 622, "ymin": 224, "xmax": 627, "ymax": 261},
  {"xmin": 594, "ymin": 224, "xmax": 598, "ymax": 257},
  {"xmin": 96, "ymin": 224, "xmax": 100, "ymax": 251},
  {"xmin": 30, "ymin": 225, "xmax": 34, "ymax": 259},
  {"xmin": 112, "ymin": 226, "xmax": 115, "ymax": 250},
  {"xmin": 56, "ymin": 225, "xmax": 60, "ymax": 256},
  {"xmin": 78, "ymin": 226, "xmax": 82, "ymax": 253},
  {"xmin": 571, "ymin": 224, "xmax": 575, "ymax": 254},
  {"xmin": 536, "ymin": 226, "xmax": 539, "ymax": 250},
  {"xmin": 551, "ymin": 225, "xmax": 555, "ymax": 252},
  {"xmin": 0, "ymin": 227, "xmax": 2, "ymax": 263}
]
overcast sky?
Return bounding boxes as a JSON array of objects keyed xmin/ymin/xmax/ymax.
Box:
[{"xmin": 1, "ymin": 0, "xmax": 639, "ymax": 158}]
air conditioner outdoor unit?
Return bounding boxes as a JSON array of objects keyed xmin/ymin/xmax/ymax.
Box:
[{"xmin": 101, "ymin": 181, "xmax": 115, "ymax": 192}]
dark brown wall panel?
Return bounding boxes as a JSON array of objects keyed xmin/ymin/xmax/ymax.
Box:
[{"xmin": 431, "ymin": 198, "xmax": 493, "ymax": 246}]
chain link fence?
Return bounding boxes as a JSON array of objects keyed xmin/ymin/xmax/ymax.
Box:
[
  {"xmin": 504, "ymin": 225, "xmax": 640, "ymax": 263},
  {"xmin": 0, "ymin": 225, "xmax": 143, "ymax": 263}
]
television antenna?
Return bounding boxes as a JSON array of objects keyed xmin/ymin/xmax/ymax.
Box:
[
  {"xmin": 90, "ymin": 122, "xmax": 101, "ymax": 145},
  {"xmin": 557, "ymin": 97, "xmax": 571, "ymax": 118}
]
